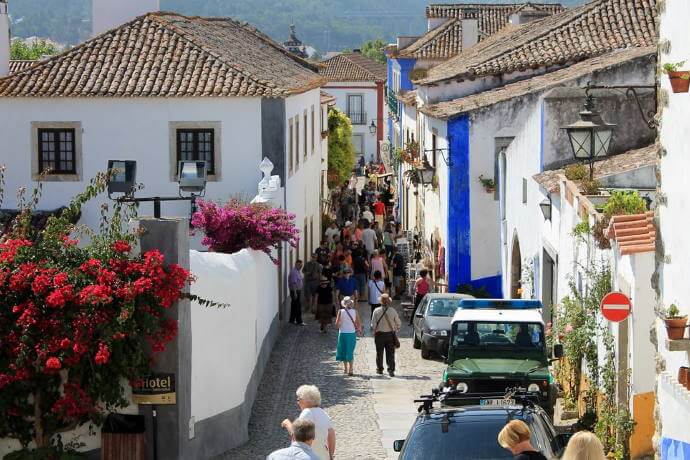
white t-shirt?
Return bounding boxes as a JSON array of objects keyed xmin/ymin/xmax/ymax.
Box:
[
  {"xmin": 338, "ymin": 308, "xmax": 357, "ymax": 333},
  {"xmin": 324, "ymin": 227, "xmax": 339, "ymax": 244},
  {"xmin": 362, "ymin": 210, "xmax": 374, "ymax": 223},
  {"xmin": 361, "ymin": 228, "xmax": 377, "ymax": 252},
  {"xmin": 299, "ymin": 407, "xmax": 332, "ymax": 460},
  {"xmin": 368, "ymin": 279, "xmax": 386, "ymax": 305}
]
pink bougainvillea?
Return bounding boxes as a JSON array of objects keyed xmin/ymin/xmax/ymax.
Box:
[{"xmin": 191, "ymin": 199, "xmax": 299, "ymax": 262}]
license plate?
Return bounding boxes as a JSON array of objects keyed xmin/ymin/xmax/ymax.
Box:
[{"xmin": 480, "ymin": 398, "xmax": 515, "ymax": 407}]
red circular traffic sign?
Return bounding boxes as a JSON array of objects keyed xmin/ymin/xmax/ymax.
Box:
[{"xmin": 600, "ymin": 292, "xmax": 632, "ymax": 322}]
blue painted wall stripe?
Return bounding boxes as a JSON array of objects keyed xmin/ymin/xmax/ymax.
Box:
[
  {"xmin": 447, "ymin": 116, "xmax": 471, "ymax": 291},
  {"xmin": 661, "ymin": 437, "xmax": 690, "ymax": 460}
]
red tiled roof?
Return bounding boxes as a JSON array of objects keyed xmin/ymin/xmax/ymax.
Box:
[
  {"xmin": 0, "ymin": 12, "xmax": 324, "ymax": 98},
  {"xmin": 419, "ymin": 0, "xmax": 656, "ymax": 85},
  {"xmin": 607, "ymin": 211, "xmax": 655, "ymax": 255},
  {"xmin": 320, "ymin": 53, "xmax": 387, "ymax": 82},
  {"xmin": 9, "ymin": 60, "xmax": 36, "ymax": 74},
  {"xmin": 320, "ymin": 90, "xmax": 336, "ymax": 104}
]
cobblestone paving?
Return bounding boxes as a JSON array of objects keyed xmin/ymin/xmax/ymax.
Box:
[{"xmin": 219, "ymin": 301, "xmax": 446, "ymax": 460}]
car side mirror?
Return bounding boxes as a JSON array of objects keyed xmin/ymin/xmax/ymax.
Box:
[
  {"xmin": 393, "ymin": 440, "xmax": 404, "ymax": 452},
  {"xmin": 415, "ymin": 312, "xmax": 424, "ymax": 318},
  {"xmin": 553, "ymin": 343, "xmax": 564, "ymax": 359}
]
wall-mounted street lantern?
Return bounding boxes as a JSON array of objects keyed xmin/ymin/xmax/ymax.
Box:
[
  {"xmin": 539, "ymin": 198, "xmax": 552, "ymax": 221},
  {"xmin": 418, "ymin": 158, "xmax": 436, "ymax": 186},
  {"xmin": 562, "ymin": 92, "xmax": 616, "ymax": 180},
  {"xmin": 107, "ymin": 160, "xmax": 207, "ymax": 218},
  {"xmin": 369, "ymin": 120, "xmax": 377, "ymax": 134}
]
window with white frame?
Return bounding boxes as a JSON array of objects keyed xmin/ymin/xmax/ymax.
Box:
[{"xmin": 31, "ymin": 122, "xmax": 82, "ymax": 181}]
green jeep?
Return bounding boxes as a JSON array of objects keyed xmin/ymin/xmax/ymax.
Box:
[{"xmin": 440, "ymin": 300, "xmax": 562, "ymax": 415}]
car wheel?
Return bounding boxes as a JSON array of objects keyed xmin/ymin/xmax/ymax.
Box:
[
  {"xmin": 421, "ymin": 342, "xmax": 431, "ymax": 359},
  {"xmin": 413, "ymin": 333, "xmax": 421, "ymax": 349}
]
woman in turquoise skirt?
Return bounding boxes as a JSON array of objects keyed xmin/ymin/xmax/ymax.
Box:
[{"xmin": 335, "ymin": 296, "xmax": 362, "ymax": 375}]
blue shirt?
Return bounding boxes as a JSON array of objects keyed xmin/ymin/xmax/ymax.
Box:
[
  {"xmin": 336, "ymin": 276, "xmax": 357, "ymax": 296},
  {"xmin": 266, "ymin": 442, "xmax": 320, "ymax": 460}
]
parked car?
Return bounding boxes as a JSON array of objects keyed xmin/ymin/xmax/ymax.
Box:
[
  {"xmin": 412, "ymin": 293, "xmax": 475, "ymax": 359},
  {"xmin": 393, "ymin": 397, "xmax": 569, "ymax": 459}
]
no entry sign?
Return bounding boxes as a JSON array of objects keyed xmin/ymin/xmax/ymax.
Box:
[{"xmin": 600, "ymin": 292, "xmax": 632, "ymax": 322}]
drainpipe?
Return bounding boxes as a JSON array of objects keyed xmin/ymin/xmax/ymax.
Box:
[{"xmin": 0, "ymin": 0, "xmax": 10, "ymax": 78}]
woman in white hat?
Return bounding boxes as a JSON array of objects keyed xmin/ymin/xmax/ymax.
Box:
[{"xmin": 335, "ymin": 296, "xmax": 362, "ymax": 375}]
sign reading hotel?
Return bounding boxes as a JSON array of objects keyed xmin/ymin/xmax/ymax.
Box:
[{"xmin": 132, "ymin": 373, "xmax": 176, "ymax": 405}]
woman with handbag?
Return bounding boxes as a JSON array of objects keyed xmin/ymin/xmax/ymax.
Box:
[
  {"xmin": 370, "ymin": 294, "xmax": 401, "ymax": 377},
  {"xmin": 367, "ymin": 270, "xmax": 386, "ymax": 321},
  {"xmin": 335, "ymin": 296, "xmax": 362, "ymax": 376}
]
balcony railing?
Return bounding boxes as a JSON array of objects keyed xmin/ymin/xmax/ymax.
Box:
[{"xmin": 347, "ymin": 111, "xmax": 367, "ymax": 125}]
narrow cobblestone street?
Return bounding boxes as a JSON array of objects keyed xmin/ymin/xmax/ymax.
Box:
[{"xmin": 221, "ymin": 301, "xmax": 445, "ymax": 459}]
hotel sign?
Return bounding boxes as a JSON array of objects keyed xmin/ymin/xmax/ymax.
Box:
[{"xmin": 132, "ymin": 373, "xmax": 176, "ymax": 405}]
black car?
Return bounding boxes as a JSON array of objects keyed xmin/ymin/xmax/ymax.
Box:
[
  {"xmin": 412, "ymin": 294, "xmax": 474, "ymax": 359},
  {"xmin": 393, "ymin": 399, "xmax": 569, "ymax": 459}
]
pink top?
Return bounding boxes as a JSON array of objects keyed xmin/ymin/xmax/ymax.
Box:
[
  {"xmin": 416, "ymin": 278, "xmax": 430, "ymax": 295},
  {"xmin": 370, "ymin": 257, "xmax": 385, "ymax": 278}
]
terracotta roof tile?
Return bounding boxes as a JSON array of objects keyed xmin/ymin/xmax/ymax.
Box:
[
  {"xmin": 320, "ymin": 53, "xmax": 387, "ymax": 82},
  {"xmin": 533, "ymin": 142, "xmax": 658, "ymax": 193},
  {"xmin": 0, "ymin": 12, "xmax": 324, "ymax": 98},
  {"xmin": 419, "ymin": 0, "xmax": 656, "ymax": 84},
  {"xmin": 402, "ymin": 4, "xmax": 563, "ymax": 60},
  {"xmin": 320, "ymin": 90, "xmax": 336, "ymax": 104},
  {"xmin": 9, "ymin": 60, "xmax": 36, "ymax": 74},
  {"xmin": 419, "ymin": 46, "xmax": 655, "ymax": 119},
  {"xmin": 397, "ymin": 90, "xmax": 417, "ymax": 106},
  {"xmin": 607, "ymin": 211, "xmax": 655, "ymax": 255}
]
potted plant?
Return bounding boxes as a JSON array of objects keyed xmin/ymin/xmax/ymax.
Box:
[
  {"xmin": 479, "ymin": 175, "xmax": 496, "ymax": 193},
  {"xmin": 664, "ymin": 304, "xmax": 688, "ymax": 340},
  {"xmin": 663, "ymin": 62, "xmax": 690, "ymax": 93}
]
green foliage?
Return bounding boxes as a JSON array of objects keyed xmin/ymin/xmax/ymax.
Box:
[
  {"xmin": 571, "ymin": 217, "xmax": 590, "ymax": 239},
  {"xmin": 579, "ymin": 179, "xmax": 601, "ymax": 196},
  {"xmin": 478, "ymin": 175, "xmax": 495, "ymax": 191},
  {"xmin": 10, "ymin": 39, "xmax": 59, "ymax": 60},
  {"xmin": 663, "ymin": 61, "xmax": 686, "ymax": 73},
  {"xmin": 564, "ymin": 163, "xmax": 589, "ymax": 181},
  {"xmin": 667, "ymin": 303, "xmax": 682, "ymax": 318},
  {"xmin": 8, "ymin": 0, "xmax": 588, "ymax": 50},
  {"xmin": 602, "ymin": 190, "xmax": 648, "ymax": 218},
  {"xmin": 327, "ymin": 108, "xmax": 356, "ymax": 187},
  {"xmin": 359, "ymin": 38, "xmax": 386, "ymax": 64}
]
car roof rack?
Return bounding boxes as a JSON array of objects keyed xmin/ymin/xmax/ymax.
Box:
[
  {"xmin": 415, "ymin": 387, "xmax": 541, "ymax": 414},
  {"xmin": 458, "ymin": 299, "xmax": 543, "ymax": 310}
]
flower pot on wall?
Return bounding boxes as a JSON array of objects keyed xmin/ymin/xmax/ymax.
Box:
[
  {"xmin": 668, "ymin": 71, "xmax": 690, "ymax": 93},
  {"xmin": 679, "ymin": 366, "xmax": 689, "ymax": 387},
  {"xmin": 664, "ymin": 316, "xmax": 688, "ymax": 340}
]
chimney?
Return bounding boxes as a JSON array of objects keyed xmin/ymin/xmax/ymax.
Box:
[
  {"xmin": 0, "ymin": 0, "xmax": 9, "ymax": 78},
  {"xmin": 461, "ymin": 19, "xmax": 479, "ymax": 49},
  {"xmin": 92, "ymin": 0, "xmax": 160, "ymax": 37},
  {"xmin": 509, "ymin": 8, "xmax": 551, "ymax": 25}
]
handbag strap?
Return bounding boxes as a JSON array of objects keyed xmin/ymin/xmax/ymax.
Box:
[
  {"xmin": 382, "ymin": 307, "xmax": 396, "ymax": 332},
  {"xmin": 343, "ymin": 308, "xmax": 357, "ymax": 329}
]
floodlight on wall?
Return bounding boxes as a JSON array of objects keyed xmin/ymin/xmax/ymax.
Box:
[
  {"xmin": 107, "ymin": 160, "xmax": 137, "ymax": 199},
  {"xmin": 177, "ymin": 160, "xmax": 207, "ymax": 197},
  {"xmin": 539, "ymin": 198, "xmax": 552, "ymax": 221}
]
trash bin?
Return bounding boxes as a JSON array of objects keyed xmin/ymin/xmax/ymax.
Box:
[{"xmin": 101, "ymin": 413, "xmax": 146, "ymax": 460}]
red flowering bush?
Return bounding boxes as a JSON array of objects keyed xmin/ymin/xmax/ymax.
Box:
[
  {"xmin": 0, "ymin": 173, "xmax": 191, "ymax": 452},
  {"xmin": 191, "ymin": 199, "xmax": 299, "ymax": 262}
]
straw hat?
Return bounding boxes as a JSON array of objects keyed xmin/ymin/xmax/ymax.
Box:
[{"xmin": 341, "ymin": 296, "xmax": 354, "ymax": 308}]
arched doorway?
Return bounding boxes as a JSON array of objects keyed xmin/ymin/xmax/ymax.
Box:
[{"xmin": 510, "ymin": 235, "xmax": 522, "ymax": 299}]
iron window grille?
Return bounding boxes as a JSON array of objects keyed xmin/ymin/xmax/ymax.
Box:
[
  {"xmin": 38, "ymin": 128, "xmax": 77, "ymax": 174},
  {"xmin": 176, "ymin": 129, "xmax": 215, "ymax": 175}
]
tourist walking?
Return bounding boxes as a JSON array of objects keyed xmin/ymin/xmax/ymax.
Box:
[
  {"xmin": 281, "ymin": 385, "xmax": 335, "ymax": 460},
  {"xmin": 370, "ymin": 250, "xmax": 388, "ymax": 281},
  {"xmin": 391, "ymin": 247, "xmax": 406, "ymax": 300},
  {"xmin": 267, "ymin": 418, "xmax": 319, "ymax": 460},
  {"xmin": 367, "ymin": 270, "xmax": 386, "ymax": 320},
  {"xmin": 410, "ymin": 269, "xmax": 431, "ymax": 325},
  {"xmin": 335, "ymin": 267, "xmax": 358, "ymax": 303},
  {"xmin": 497, "ymin": 420, "xmax": 548, "ymax": 460},
  {"xmin": 361, "ymin": 221, "xmax": 377, "ymax": 258},
  {"xmin": 351, "ymin": 250, "xmax": 369, "ymax": 303},
  {"xmin": 315, "ymin": 277, "xmax": 334, "ymax": 333},
  {"xmin": 371, "ymin": 294, "xmax": 401, "ymax": 377},
  {"xmin": 303, "ymin": 254, "xmax": 322, "ymax": 315},
  {"xmin": 324, "ymin": 223, "xmax": 339, "ymax": 247},
  {"xmin": 373, "ymin": 197, "xmax": 386, "ymax": 229},
  {"xmin": 335, "ymin": 297, "xmax": 362, "ymax": 376},
  {"xmin": 288, "ymin": 260, "xmax": 305, "ymax": 325},
  {"xmin": 561, "ymin": 431, "xmax": 606, "ymax": 460},
  {"xmin": 361, "ymin": 206, "xmax": 374, "ymax": 225}
]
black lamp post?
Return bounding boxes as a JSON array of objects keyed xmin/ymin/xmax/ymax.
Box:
[{"xmin": 562, "ymin": 93, "xmax": 616, "ymax": 180}]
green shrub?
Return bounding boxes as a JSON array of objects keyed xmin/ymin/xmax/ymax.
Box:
[
  {"xmin": 602, "ymin": 190, "xmax": 647, "ymax": 218},
  {"xmin": 564, "ymin": 163, "xmax": 589, "ymax": 181},
  {"xmin": 579, "ymin": 179, "xmax": 601, "ymax": 196}
]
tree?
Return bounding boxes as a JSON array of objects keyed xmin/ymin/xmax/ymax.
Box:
[
  {"xmin": 10, "ymin": 39, "xmax": 59, "ymax": 60},
  {"xmin": 360, "ymin": 38, "xmax": 386, "ymax": 64},
  {"xmin": 327, "ymin": 108, "xmax": 356, "ymax": 187}
]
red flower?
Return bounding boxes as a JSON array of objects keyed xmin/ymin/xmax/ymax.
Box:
[
  {"xmin": 0, "ymin": 239, "xmax": 32, "ymax": 264},
  {"xmin": 72, "ymin": 342, "xmax": 87, "ymax": 355},
  {"xmin": 32, "ymin": 273, "xmax": 53, "ymax": 295},
  {"xmin": 78, "ymin": 284, "xmax": 113, "ymax": 306},
  {"xmin": 46, "ymin": 286, "xmax": 73, "ymax": 308},
  {"xmin": 112, "ymin": 240, "xmax": 132, "ymax": 253},
  {"xmin": 61, "ymin": 235, "xmax": 79, "ymax": 247},
  {"xmin": 60, "ymin": 338, "xmax": 71, "ymax": 349},
  {"xmin": 53, "ymin": 272, "xmax": 69, "ymax": 287},
  {"xmin": 79, "ymin": 258, "xmax": 102, "ymax": 275},
  {"xmin": 94, "ymin": 343, "xmax": 110, "ymax": 365},
  {"xmin": 112, "ymin": 332, "xmax": 126, "ymax": 340},
  {"xmin": 45, "ymin": 357, "xmax": 62, "ymax": 371}
]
